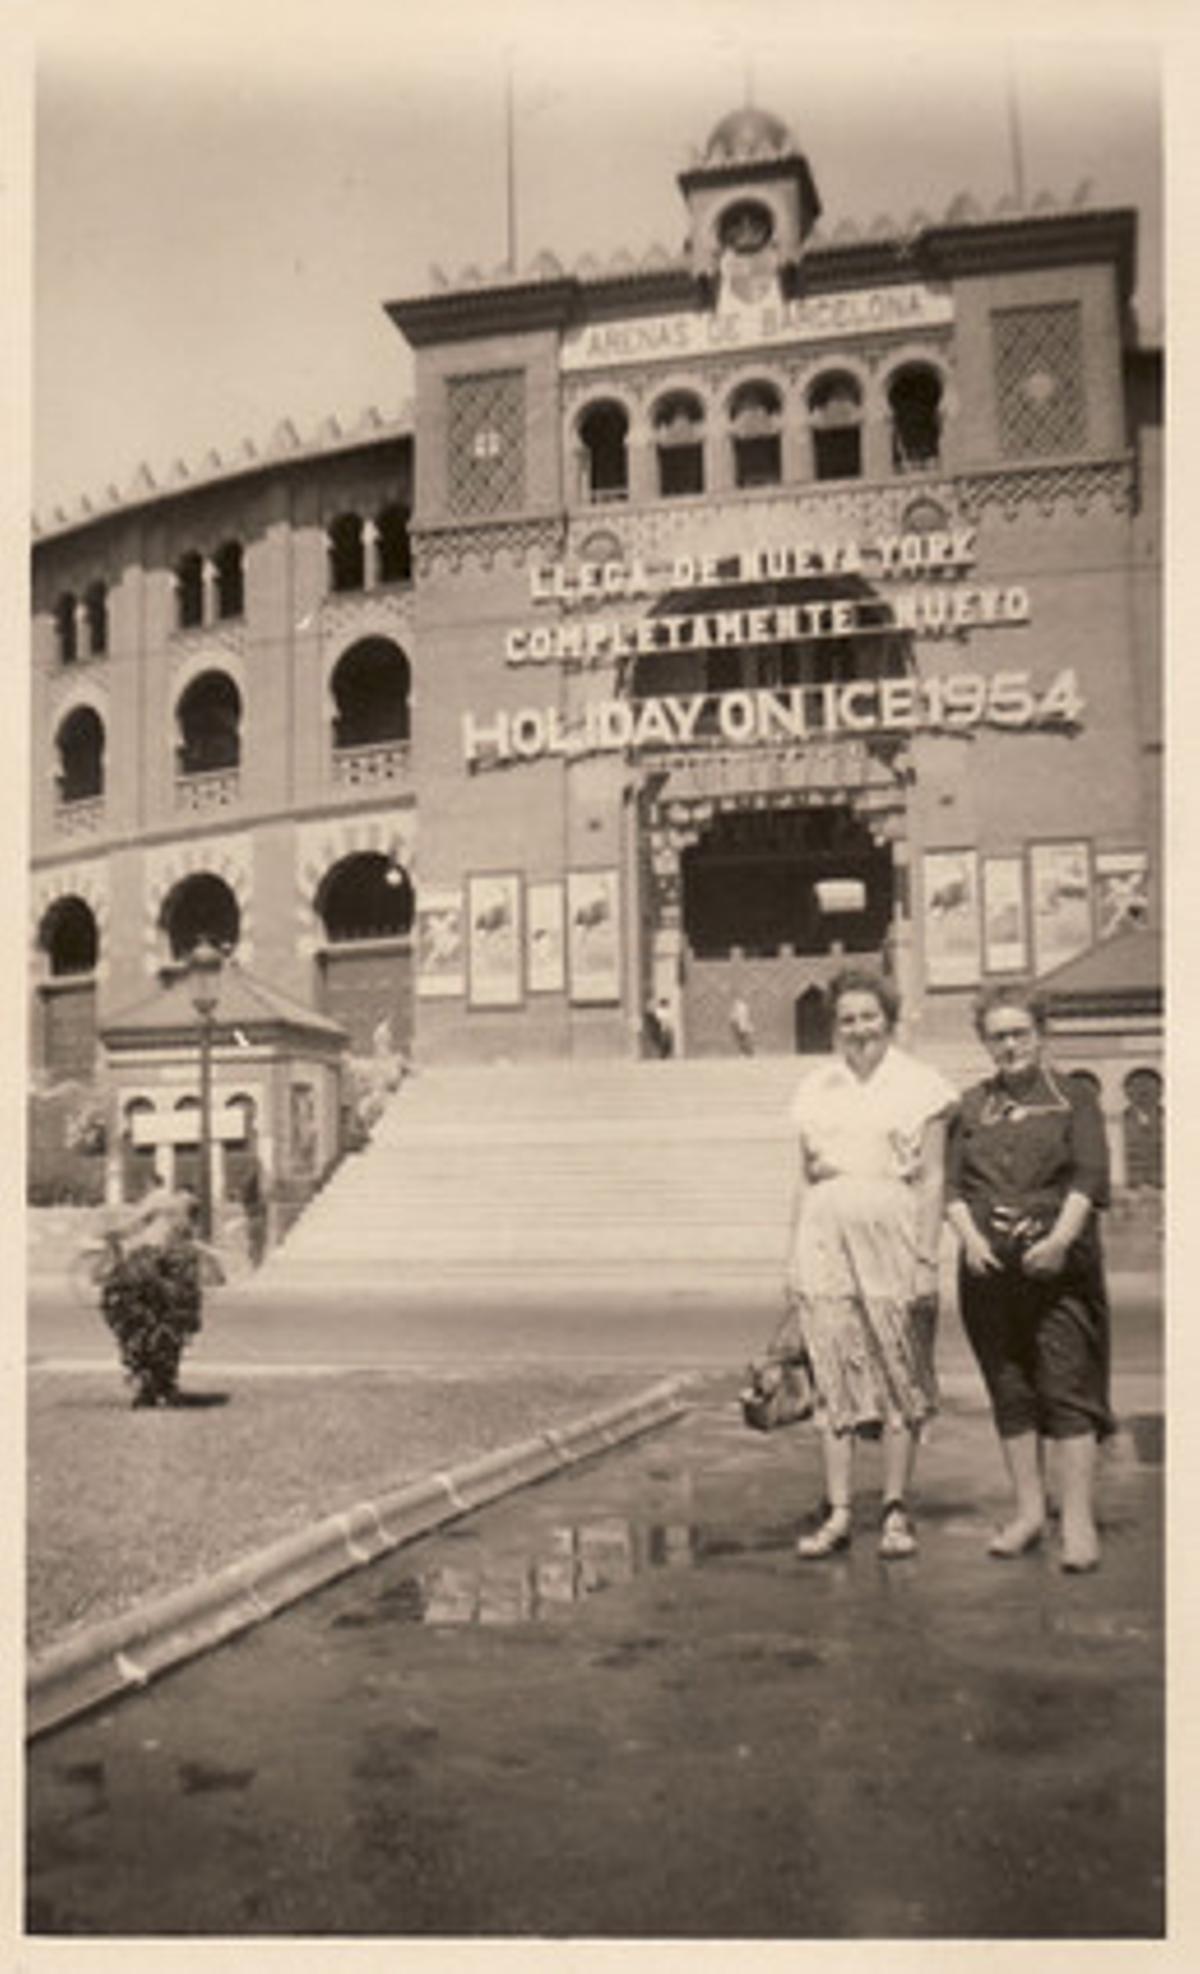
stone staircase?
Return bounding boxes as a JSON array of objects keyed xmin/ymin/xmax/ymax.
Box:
[{"xmin": 261, "ymin": 1048, "xmax": 984, "ymax": 1286}]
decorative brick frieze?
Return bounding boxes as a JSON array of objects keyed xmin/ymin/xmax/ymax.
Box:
[
  {"xmin": 958, "ymin": 458, "xmax": 1133, "ymax": 521},
  {"xmin": 167, "ymin": 620, "xmax": 246, "ymax": 660},
  {"xmin": 319, "ymin": 589, "xmax": 414, "ymax": 643},
  {"xmin": 413, "ymin": 515, "xmax": 565, "ymax": 580}
]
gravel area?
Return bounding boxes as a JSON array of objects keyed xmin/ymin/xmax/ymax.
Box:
[{"xmin": 27, "ymin": 1364, "xmax": 656, "ymax": 1653}]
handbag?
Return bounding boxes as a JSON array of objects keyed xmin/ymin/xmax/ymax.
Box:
[{"xmin": 740, "ymin": 1294, "xmax": 816, "ymax": 1433}]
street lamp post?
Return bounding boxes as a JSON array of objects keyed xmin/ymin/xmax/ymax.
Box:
[{"xmin": 188, "ymin": 937, "xmax": 223, "ymax": 1242}]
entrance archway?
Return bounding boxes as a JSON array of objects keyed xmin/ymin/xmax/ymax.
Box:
[
  {"xmin": 315, "ymin": 852, "xmax": 415, "ymax": 1054},
  {"xmin": 679, "ymin": 805, "xmax": 894, "ymax": 1055}
]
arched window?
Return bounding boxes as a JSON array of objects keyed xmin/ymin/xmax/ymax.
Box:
[
  {"xmin": 728, "ymin": 379, "xmax": 783, "ymax": 489},
  {"xmin": 40, "ymin": 895, "xmax": 99, "ymax": 976},
  {"xmin": 55, "ymin": 706, "xmax": 105, "ymax": 802},
  {"xmin": 328, "ymin": 513, "xmax": 365, "ymax": 593},
  {"xmin": 55, "ymin": 593, "xmax": 78, "ymax": 665},
  {"xmin": 161, "ymin": 872, "xmax": 241, "ymax": 961},
  {"xmin": 175, "ymin": 551, "xmax": 204, "ymax": 629},
  {"xmin": 121, "ymin": 1097, "xmax": 158, "ymax": 1203},
  {"xmin": 317, "ymin": 852, "xmax": 415, "ymax": 943},
  {"xmin": 84, "ymin": 581, "xmax": 108, "ymax": 656},
  {"xmin": 807, "ymin": 372, "xmax": 863, "ymax": 481},
  {"xmin": 579, "ymin": 402, "xmax": 629, "ymax": 503},
  {"xmin": 889, "ymin": 365, "xmax": 943, "ymax": 474},
  {"xmin": 176, "ymin": 670, "xmax": 242, "ymax": 775},
  {"xmin": 214, "ymin": 541, "xmax": 244, "ymax": 619},
  {"xmin": 376, "ymin": 504, "xmax": 412, "ymax": 584},
  {"xmin": 653, "ymin": 391, "xmax": 705, "ymax": 498},
  {"xmin": 331, "ymin": 639, "xmax": 411, "ymax": 748}
]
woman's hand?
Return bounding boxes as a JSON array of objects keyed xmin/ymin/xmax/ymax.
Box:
[
  {"xmin": 960, "ymin": 1224, "xmax": 1002, "ymax": 1276},
  {"xmin": 1021, "ymin": 1233, "xmax": 1069, "ymax": 1279},
  {"xmin": 913, "ymin": 1257, "xmax": 940, "ymax": 1301}
]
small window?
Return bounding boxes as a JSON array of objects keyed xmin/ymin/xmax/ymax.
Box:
[
  {"xmin": 175, "ymin": 552, "xmax": 204, "ymax": 630},
  {"xmin": 376, "ymin": 504, "xmax": 412, "ymax": 584},
  {"xmin": 55, "ymin": 593, "xmax": 78, "ymax": 665},
  {"xmin": 215, "ymin": 541, "xmax": 244, "ymax": 619},
  {"xmin": 579, "ymin": 402, "xmax": 629, "ymax": 503},
  {"xmin": 729, "ymin": 380, "xmax": 783, "ymax": 489},
  {"xmin": 84, "ymin": 582, "xmax": 108, "ymax": 656},
  {"xmin": 807, "ymin": 373, "xmax": 862, "ymax": 481},
  {"xmin": 889, "ymin": 365, "xmax": 943, "ymax": 474},
  {"xmin": 328, "ymin": 514, "xmax": 365, "ymax": 593},
  {"xmin": 653, "ymin": 391, "xmax": 705, "ymax": 498}
]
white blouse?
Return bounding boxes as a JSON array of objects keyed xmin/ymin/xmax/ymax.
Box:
[{"xmin": 789, "ymin": 1046, "xmax": 958, "ymax": 1186}]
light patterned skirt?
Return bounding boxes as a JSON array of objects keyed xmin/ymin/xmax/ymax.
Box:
[{"xmin": 786, "ymin": 1173, "xmax": 938, "ymax": 1434}]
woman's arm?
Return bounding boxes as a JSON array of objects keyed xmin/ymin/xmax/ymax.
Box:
[
  {"xmin": 785, "ymin": 1145, "xmax": 809, "ymax": 1283},
  {"xmin": 912, "ymin": 1115, "xmax": 947, "ymax": 1299},
  {"xmin": 1022, "ymin": 1077, "xmax": 1108, "ymax": 1277},
  {"xmin": 1022, "ymin": 1188, "xmax": 1094, "ymax": 1278}
]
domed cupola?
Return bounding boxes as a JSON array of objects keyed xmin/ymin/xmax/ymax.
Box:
[
  {"xmin": 679, "ymin": 103, "xmax": 821, "ymax": 306},
  {"xmin": 702, "ymin": 105, "xmax": 795, "ymax": 165}
]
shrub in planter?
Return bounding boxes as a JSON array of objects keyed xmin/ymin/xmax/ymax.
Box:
[{"xmin": 100, "ymin": 1235, "xmax": 203, "ymax": 1408}]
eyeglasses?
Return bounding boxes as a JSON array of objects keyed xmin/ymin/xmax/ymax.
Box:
[{"xmin": 984, "ymin": 1025, "xmax": 1037, "ymax": 1046}]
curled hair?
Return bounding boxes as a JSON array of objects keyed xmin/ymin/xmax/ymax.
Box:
[
  {"xmin": 827, "ymin": 966, "xmax": 900, "ymax": 1032},
  {"xmin": 971, "ymin": 979, "xmax": 1048, "ymax": 1040}
]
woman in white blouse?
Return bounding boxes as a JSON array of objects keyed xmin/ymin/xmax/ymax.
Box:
[{"xmin": 785, "ymin": 968, "xmax": 957, "ymax": 1559}]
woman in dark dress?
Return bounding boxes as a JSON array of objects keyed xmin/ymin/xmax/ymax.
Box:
[{"xmin": 946, "ymin": 983, "xmax": 1113, "ymax": 1572}]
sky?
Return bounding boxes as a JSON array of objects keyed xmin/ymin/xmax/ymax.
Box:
[{"xmin": 29, "ymin": 0, "xmax": 1167, "ymax": 522}]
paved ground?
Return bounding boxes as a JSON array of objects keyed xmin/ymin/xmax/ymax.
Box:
[
  {"xmin": 29, "ymin": 1264, "xmax": 1164, "ymax": 1376},
  {"xmin": 26, "ymin": 1374, "xmax": 1163, "ymax": 1939}
]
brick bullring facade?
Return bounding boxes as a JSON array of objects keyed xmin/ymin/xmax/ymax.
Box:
[{"xmin": 30, "ymin": 104, "xmax": 1163, "ymax": 1197}]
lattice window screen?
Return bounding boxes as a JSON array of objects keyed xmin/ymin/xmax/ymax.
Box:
[
  {"xmin": 446, "ymin": 370, "xmax": 526, "ymax": 516},
  {"xmin": 992, "ymin": 304, "xmax": 1086, "ymax": 458}
]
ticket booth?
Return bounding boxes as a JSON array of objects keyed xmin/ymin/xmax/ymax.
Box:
[{"xmin": 99, "ymin": 960, "xmax": 349, "ymax": 1248}]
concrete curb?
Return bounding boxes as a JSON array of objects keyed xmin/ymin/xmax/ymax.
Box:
[{"xmin": 27, "ymin": 1373, "xmax": 697, "ymax": 1743}]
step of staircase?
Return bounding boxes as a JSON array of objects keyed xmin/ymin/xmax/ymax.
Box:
[{"xmin": 260, "ymin": 1050, "xmax": 983, "ymax": 1283}]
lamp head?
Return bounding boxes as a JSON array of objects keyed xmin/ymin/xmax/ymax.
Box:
[{"xmin": 188, "ymin": 936, "xmax": 223, "ymax": 1016}]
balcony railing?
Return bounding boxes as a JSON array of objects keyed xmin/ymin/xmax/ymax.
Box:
[
  {"xmin": 53, "ymin": 796, "xmax": 105, "ymax": 838},
  {"xmin": 332, "ymin": 739, "xmax": 411, "ymax": 788},
  {"xmin": 175, "ymin": 767, "xmax": 241, "ymax": 813}
]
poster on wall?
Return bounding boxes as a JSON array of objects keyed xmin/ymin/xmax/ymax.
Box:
[
  {"xmin": 1031, "ymin": 841, "xmax": 1093, "ymax": 975},
  {"xmin": 415, "ymin": 885, "xmax": 465, "ymax": 999},
  {"xmin": 922, "ymin": 850, "xmax": 981, "ymax": 988},
  {"xmin": 567, "ymin": 869, "xmax": 621, "ymax": 1004},
  {"xmin": 468, "ymin": 873, "xmax": 522, "ymax": 1008},
  {"xmin": 289, "ymin": 1083, "xmax": 318, "ymax": 1176},
  {"xmin": 526, "ymin": 881, "xmax": 565, "ymax": 994},
  {"xmin": 1095, "ymin": 850, "xmax": 1150, "ymax": 940},
  {"xmin": 982, "ymin": 857, "xmax": 1028, "ymax": 975}
]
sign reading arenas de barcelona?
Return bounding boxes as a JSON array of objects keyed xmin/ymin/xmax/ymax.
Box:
[{"xmin": 30, "ymin": 95, "xmax": 1160, "ymax": 1184}]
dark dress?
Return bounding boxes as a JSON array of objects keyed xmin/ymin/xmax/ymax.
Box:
[{"xmin": 947, "ymin": 1064, "xmax": 1113, "ymax": 1441}]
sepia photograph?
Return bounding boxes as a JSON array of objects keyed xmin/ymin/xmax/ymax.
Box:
[{"xmin": 16, "ymin": 0, "xmax": 1175, "ymax": 1953}]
